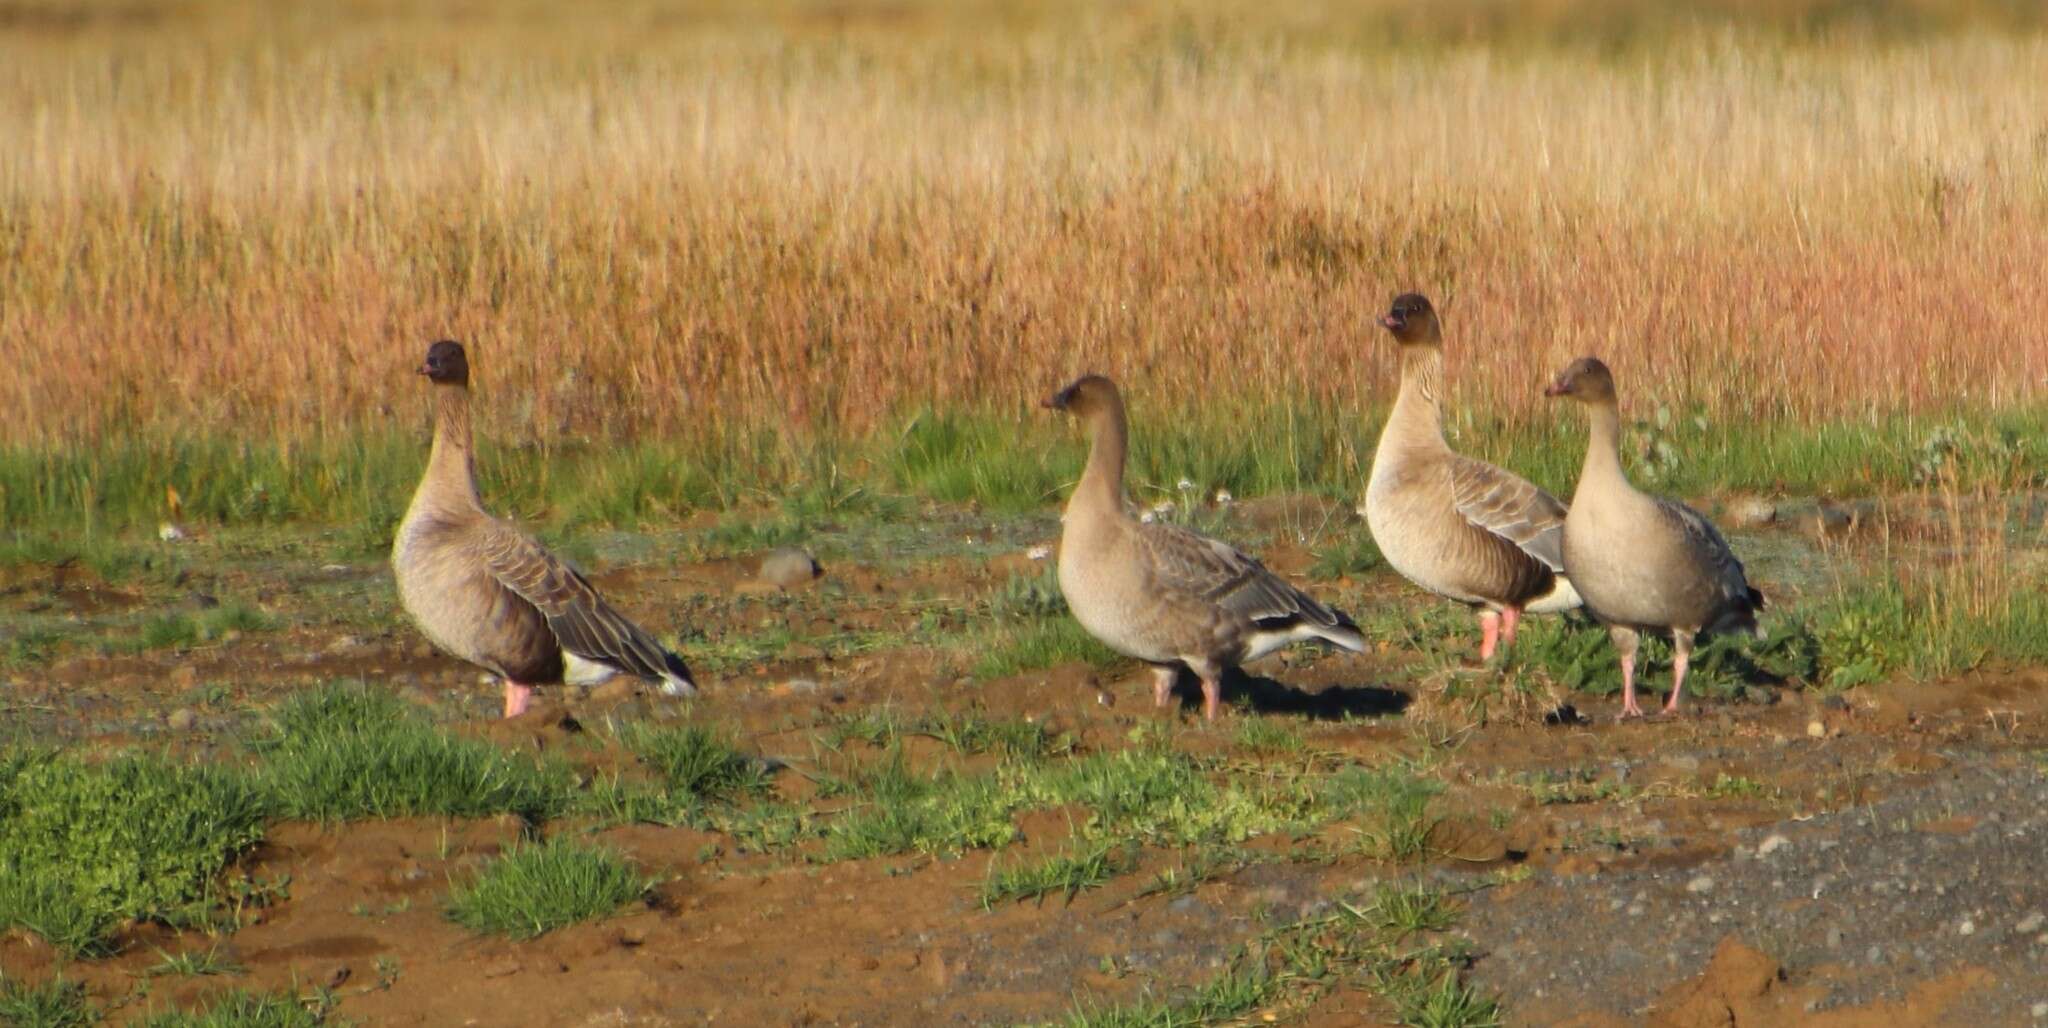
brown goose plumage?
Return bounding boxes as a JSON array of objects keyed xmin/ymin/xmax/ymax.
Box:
[
  {"xmin": 1045, "ymin": 375, "xmax": 1366, "ymax": 720},
  {"xmin": 392, "ymin": 341, "xmax": 696, "ymax": 718},
  {"xmin": 1365, "ymin": 293, "xmax": 1580, "ymax": 660},
  {"xmin": 1546, "ymin": 356, "xmax": 1765, "ymax": 718}
]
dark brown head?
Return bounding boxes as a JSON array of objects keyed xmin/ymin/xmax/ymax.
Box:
[
  {"xmin": 1042, "ymin": 374, "xmax": 1122, "ymax": 419},
  {"xmin": 418, "ymin": 340, "xmax": 469, "ymax": 386},
  {"xmin": 1378, "ymin": 293, "xmax": 1441, "ymax": 345},
  {"xmin": 1543, "ymin": 357, "xmax": 1616, "ymax": 404}
]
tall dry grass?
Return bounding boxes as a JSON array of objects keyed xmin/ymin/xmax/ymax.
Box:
[{"xmin": 3, "ymin": 0, "xmax": 2046, "ymax": 457}]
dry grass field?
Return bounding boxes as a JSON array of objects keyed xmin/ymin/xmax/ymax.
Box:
[{"xmin": 4, "ymin": 0, "xmax": 2046, "ymax": 514}]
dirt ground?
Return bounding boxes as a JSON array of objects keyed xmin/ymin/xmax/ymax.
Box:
[{"xmin": 1, "ymin": 500, "xmax": 2044, "ymax": 1026}]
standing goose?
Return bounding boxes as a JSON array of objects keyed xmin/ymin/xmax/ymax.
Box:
[
  {"xmin": 393, "ymin": 341, "xmax": 696, "ymax": 718},
  {"xmin": 1544, "ymin": 357, "xmax": 1765, "ymax": 718},
  {"xmin": 1365, "ymin": 293, "xmax": 1580, "ymax": 661},
  {"xmin": 1045, "ymin": 375, "xmax": 1367, "ymax": 720}
]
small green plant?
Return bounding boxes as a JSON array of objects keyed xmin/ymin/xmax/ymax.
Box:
[
  {"xmin": 146, "ymin": 946, "xmax": 246, "ymax": 978},
  {"xmin": 986, "ymin": 566, "xmax": 1068, "ymax": 621},
  {"xmin": 1309, "ymin": 533, "xmax": 1384, "ymax": 580},
  {"xmin": 0, "ymin": 974, "xmax": 98, "ymax": 1028},
  {"xmin": 140, "ymin": 987, "xmax": 333, "ymax": 1028},
  {"xmin": 972, "ymin": 618, "xmax": 1121, "ymax": 679},
  {"xmin": 1231, "ymin": 718, "xmax": 1303, "ymax": 755},
  {"xmin": 0, "ymin": 749, "xmax": 267, "ymax": 953},
  {"xmin": 619, "ymin": 723, "xmax": 771, "ymax": 800},
  {"xmin": 1325, "ymin": 764, "xmax": 1442, "ymax": 862},
  {"xmin": 445, "ymin": 838, "xmax": 650, "ymax": 939},
  {"xmin": 980, "ymin": 842, "xmax": 1136, "ymax": 908}
]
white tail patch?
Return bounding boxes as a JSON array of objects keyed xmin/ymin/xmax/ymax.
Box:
[
  {"xmin": 562, "ymin": 651, "xmax": 621, "ymax": 687},
  {"xmin": 1526, "ymin": 575, "xmax": 1583, "ymax": 615},
  {"xmin": 657, "ymin": 671, "xmax": 697, "ymax": 697},
  {"xmin": 1242, "ymin": 622, "xmax": 1367, "ymax": 663}
]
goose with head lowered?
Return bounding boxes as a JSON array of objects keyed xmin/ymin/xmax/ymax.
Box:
[
  {"xmin": 1045, "ymin": 375, "xmax": 1367, "ymax": 720},
  {"xmin": 1365, "ymin": 293, "xmax": 1580, "ymax": 661},
  {"xmin": 1545, "ymin": 356, "xmax": 1765, "ymax": 718},
  {"xmin": 392, "ymin": 340, "xmax": 697, "ymax": 718}
]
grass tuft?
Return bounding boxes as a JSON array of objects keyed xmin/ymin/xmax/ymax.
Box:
[
  {"xmin": 980, "ymin": 842, "xmax": 1137, "ymax": 909},
  {"xmin": 255, "ymin": 683, "xmax": 573, "ymax": 823},
  {"xmin": 0, "ymin": 975, "xmax": 98, "ymax": 1028},
  {"xmin": 0, "ymin": 749, "xmax": 266, "ymax": 954},
  {"xmin": 445, "ymin": 838, "xmax": 650, "ymax": 939}
]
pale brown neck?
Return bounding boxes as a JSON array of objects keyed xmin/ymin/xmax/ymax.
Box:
[
  {"xmin": 1384, "ymin": 343, "xmax": 1449, "ymax": 450},
  {"xmin": 1071, "ymin": 399, "xmax": 1129, "ymax": 516},
  {"xmin": 1577, "ymin": 398, "xmax": 1627, "ymax": 494},
  {"xmin": 420, "ymin": 381, "xmax": 483, "ymax": 510}
]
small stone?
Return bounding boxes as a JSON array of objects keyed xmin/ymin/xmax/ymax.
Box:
[
  {"xmin": 1686, "ymin": 876, "xmax": 1715, "ymax": 894},
  {"xmin": 759, "ymin": 548, "xmax": 823, "ymax": 590},
  {"xmin": 1661, "ymin": 754, "xmax": 1701, "ymax": 772},
  {"xmin": 1806, "ymin": 720, "xmax": 1826, "ymax": 739},
  {"xmin": 1726, "ymin": 496, "xmax": 1778, "ymax": 528},
  {"xmin": 2030, "ymin": 1001, "xmax": 2046, "ymax": 1019},
  {"xmin": 2016, "ymin": 913, "xmax": 2044, "ymax": 934},
  {"xmin": 1826, "ymin": 927, "xmax": 1843, "ymax": 948},
  {"xmin": 1958, "ymin": 919, "xmax": 1975, "ymax": 936},
  {"xmin": 1867, "ymin": 945, "xmax": 1882, "ymax": 964},
  {"xmin": 165, "ymin": 707, "xmax": 199, "ymax": 732},
  {"xmin": 1758, "ymin": 834, "xmax": 1791, "ymax": 856}
]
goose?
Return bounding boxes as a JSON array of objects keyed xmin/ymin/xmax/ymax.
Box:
[
  {"xmin": 1544, "ymin": 357, "xmax": 1765, "ymax": 718},
  {"xmin": 1365, "ymin": 293, "xmax": 1580, "ymax": 661},
  {"xmin": 1044, "ymin": 375, "xmax": 1366, "ymax": 720},
  {"xmin": 392, "ymin": 340, "xmax": 696, "ymax": 718}
]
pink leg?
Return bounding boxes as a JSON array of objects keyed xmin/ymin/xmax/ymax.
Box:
[
  {"xmin": 1151, "ymin": 666, "xmax": 1177, "ymax": 709},
  {"xmin": 1199, "ymin": 675, "xmax": 1223, "ymax": 721},
  {"xmin": 1609, "ymin": 626, "xmax": 1644, "ymax": 719},
  {"xmin": 503, "ymin": 681, "xmax": 534, "ymax": 719},
  {"xmin": 1664, "ymin": 634, "xmax": 1693, "ymax": 714},
  {"xmin": 1500, "ymin": 606, "xmax": 1524, "ymax": 650},
  {"xmin": 1478, "ymin": 610, "xmax": 1502, "ymax": 661}
]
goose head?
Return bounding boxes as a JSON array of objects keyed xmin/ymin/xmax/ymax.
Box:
[
  {"xmin": 1378, "ymin": 293, "xmax": 1442, "ymax": 345},
  {"xmin": 1042, "ymin": 374, "xmax": 1121, "ymax": 420},
  {"xmin": 418, "ymin": 340, "xmax": 470, "ymax": 386},
  {"xmin": 1544, "ymin": 357, "xmax": 1617, "ymax": 404}
]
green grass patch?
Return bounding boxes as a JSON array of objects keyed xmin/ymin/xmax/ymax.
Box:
[
  {"xmin": 255, "ymin": 683, "xmax": 573, "ymax": 823},
  {"xmin": 619, "ymin": 723, "xmax": 771, "ymax": 800},
  {"xmin": 139, "ymin": 987, "xmax": 335, "ymax": 1028},
  {"xmin": 146, "ymin": 945, "xmax": 247, "ymax": 979},
  {"xmin": 973, "ymin": 618, "xmax": 1123, "ymax": 679},
  {"xmin": 445, "ymin": 838, "xmax": 650, "ymax": 939},
  {"xmin": 0, "ymin": 749, "xmax": 267, "ymax": 954},
  {"xmin": 0, "ymin": 975, "xmax": 98, "ymax": 1028},
  {"xmin": 980, "ymin": 841, "xmax": 1137, "ymax": 909},
  {"xmin": 1325, "ymin": 764, "xmax": 1444, "ymax": 862}
]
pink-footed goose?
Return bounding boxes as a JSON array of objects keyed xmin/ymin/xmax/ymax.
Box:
[
  {"xmin": 1045, "ymin": 375, "xmax": 1367, "ymax": 720},
  {"xmin": 1545, "ymin": 357, "xmax": 1765, "ymax": 718},
  {"xmin": 393, "ymin": 341, "xmax": 696, "ymax": 718},
  {"xmin": 1365, "ymin": 293, "xmax": 1580, "ymax": 660}
]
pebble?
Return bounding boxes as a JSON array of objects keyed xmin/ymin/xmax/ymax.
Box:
[
  {"xmin": 759, "ymin": 547, "xmax": 823, "ymax": 589},
  {"xmin": 1958, "ymin": 919, "xmax": 1975, "ymax": 936},
  {"xmin": 1867, "ymin": 945, "xmax": 1883, "ymax": 965},
  {"xmin": 1758, "ymin": 834, "xmax": 1791, "ymax": 856},
  {"xmin": 165, "ymin": 707, "xmax": 199, "ymax": 732},
  {"xmin": 2031, "ymin": 1001, "xmax": 2046, "ymax": 1019},
  {"xmin": 2017, "ymin": 913, "xmax": 2044, "ymax": 934},
  {"xmin": 1806, "ymin": 720, "xmax": 1826, "ymax": 739},
  {"xmin": 1686, "ymin": 876, "xmax": 1715, "ymax": 894}
]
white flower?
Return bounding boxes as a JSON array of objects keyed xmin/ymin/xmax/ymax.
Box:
[
  {"xmin": 1213, "ymin": 489, "xmax": 1234, "ymax": 505},
  {"xmin": 1176, "ymin": 477, "xmax": 1195, "ymax": 493},
  {"xmin": 1026, "ymin": 545, "xmax": 1052, "ymax": 561}
]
